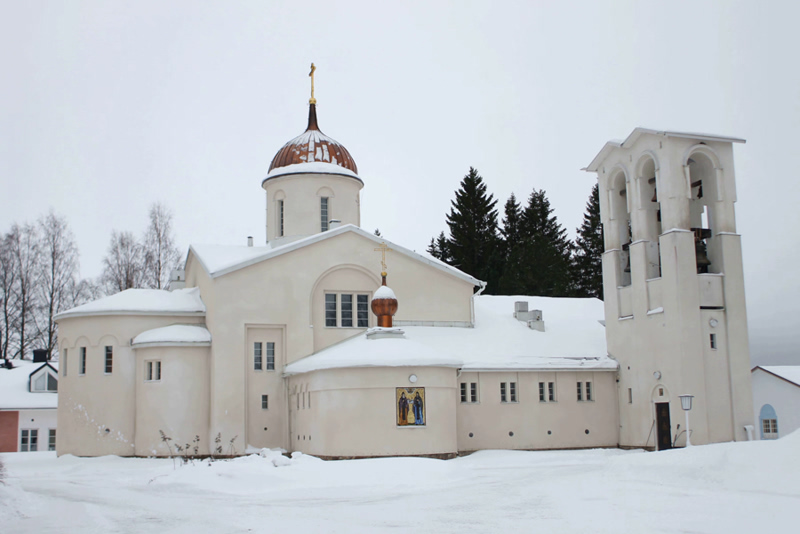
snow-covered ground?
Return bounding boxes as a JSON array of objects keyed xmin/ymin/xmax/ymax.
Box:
[{"xmin": 1, "ymin": 434, "xmax": 797, "ymax": 533}]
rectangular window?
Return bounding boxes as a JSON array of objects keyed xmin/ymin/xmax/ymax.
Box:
[
  {"xmin": 710, "ymin": 333, "xmax": 717, "ymax": 350},
  {"xmin": 308, "ymin": 391, "xmax": 311, "ymax": 409},
  {"xmin": 321, "ymin": 197, "xmax": 329, "ymax": 232},
  {"xmin": 510, "ymin": 382, "xmax": 517, "ymax": 402},
  {"xmin": 577, "ymin": 381, "xmax": 583, "ymax": 401},
  {"xmin": 539, "ymin": 382, "xmax": 546, "ymax": 402},
  {"xmin": 48, "ymin": 429, "xmax": 56, "ymax": 451},
  {"xmin": 548, "ymin": 382, "xmax": 555, "ymax": 402},
  {"xmin": 278, "ymin": 199, "xmax": 285, "ymax": 237},
  {"xmin": 146, "ymin": 361, "xmax": 162, "ymax": 382},
  {"xmin": 79, "ymin": 347, "xmax": 86, "ymax": 375},
  {"xmin": 21, "ymin": 429, "xmax": 38, "ymax": 452},
  {"xmin": 296, "ymin": 393, "xmax": 300, "ymax": 410},
  {"xmin": 104, "ymin": 346, "xmax": 113, "ymax": 374},
  {"xmin": 586, "ymin": 382, "xmax": 593, "ymax": 401},
  {"xmin": 341, "ymin": 294, "xmax": 353, "ymax": 327},
  {"xmin": 63, "ymin": 348, "xmax": 67, "ymax": 376},
  {"xmin": 470, "ymin": 382, "xmax": 478, "ymax": 403},
  {"xmin": 261, "ymin": 395, "xmax": 269, "ymax": 409},
  {"xmin": 325, "ymin": 293, "xmax": 370, "ymax": 328},
  {"xmin": 460, "ymin": 382, "xmax": 467, "ymax": 403},
  {"xmin": 628, "ymin": 388, "xmax": 633, "ymax": 404},
  {"xmin": 357, "ymin": 295, "xmax": 369, "ymax": 327},
  {"xmin": 254, "ymin": 342, "xmax": 263, "ymax": 370},
  {"xmin": 325, "ymin": 294, "xmax": 337, "ymax": 327},
  {"xmin": 763, "ymin": 418, "xmax": 778, "ymax": 438},
  {"xmin": 500, "ymin": 382, "xmax": 507, "ymax": 402},
  {"xmin": 266, "ymin": 342, "xmax": 275, "ymax": 370}
]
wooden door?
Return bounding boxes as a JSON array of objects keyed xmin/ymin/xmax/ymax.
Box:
[{"xmin": 655, "ymin": 402, "xmax": 672, "ymax": 450}]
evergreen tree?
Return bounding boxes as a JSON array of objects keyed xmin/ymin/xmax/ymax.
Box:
[
  {"xmin": 572, "ymin": 184, "xmax": 604, "ymax": 299},
  {"xmin": 518, "ymin": 188, "xmax": 573, "ymax": 297},
  {"xmin": 498, "ymin": 193, "xmax": 526, "ymax": 294},
  {"xmin": 445, "ymin": 168, "xmax": 501, "ymax": 293},
  {"xmin": 426, "ymin": 231, "xmax": 452, "ymax": 264}
]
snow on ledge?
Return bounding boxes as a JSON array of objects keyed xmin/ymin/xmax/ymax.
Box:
[
  {"xmin": 132, "ymin": 325, "xmax": 212, "ymax": 348},
  {"xmin": 264, "ymin": 162, "xmax": 361, "ymax": 181},
  {"xmin": 647, "ymin": 307, "xmax": 664, "ymax": 315}
]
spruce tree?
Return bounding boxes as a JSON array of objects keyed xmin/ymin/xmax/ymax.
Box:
[
  {"xmin": 518, "ymin": 188, "xmax": 573, "ymax": 297},
  {"xmin": 445, "ymin": 168, "xmax": 501, "ymax": 293},
  {"xmin": 572, "ymin": 183, "xmax": 604, "ymax": 299},
  {"xmin": 426, "ymin": 231, "xmax": 452, "ymax": 264},
  {"xmin": 498, "ymin": 193, "xmax": 526, "ymax": 294}
]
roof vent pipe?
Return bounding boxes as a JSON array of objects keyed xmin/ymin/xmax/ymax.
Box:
[{"xmin": 247, "ymin": 236, "xmax": 253, "ymax": 247}]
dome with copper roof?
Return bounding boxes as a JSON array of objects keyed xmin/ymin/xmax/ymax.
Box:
[{"xmin": 264, "ymin": 103, "xmax": 360, "ymax": 183}]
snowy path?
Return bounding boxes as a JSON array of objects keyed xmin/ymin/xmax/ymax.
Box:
[{"xmin": 1, "ymin": 435, "xmax": 798, "ymax": 533}]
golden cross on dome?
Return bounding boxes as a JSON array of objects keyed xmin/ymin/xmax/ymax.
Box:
[
  {"xmin": 309, "ymin": 63, "xmax": 317, "ymax": 105},
  {"xmin": 374, "ymin": 242, "xmax": 392, "ymax": 276}
]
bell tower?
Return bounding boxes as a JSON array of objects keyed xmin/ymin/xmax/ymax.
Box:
[{"xmin": 585, "ymin": 129, "xmax": 753, "ymax": 450}]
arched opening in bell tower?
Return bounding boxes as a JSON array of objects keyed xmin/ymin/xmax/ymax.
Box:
[
  {"xmin": 686, "ymin": 150, "xmax": 721, "ymax": 274},
  {"xmin": 636, "ymin": 155, "xmax": 662, "ymax": 279},
  {"xmin": 609, "ymin": 169, "xmax": 632, "ymax": 287}
]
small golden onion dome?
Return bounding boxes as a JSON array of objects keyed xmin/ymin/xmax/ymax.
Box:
[
  {"xmin": 371, "ymin": 274, "xmax": 398, "ymax": 328},
  {"xmin": 266, "ymin": 103, "xmax": 359, "ymax": 178}
]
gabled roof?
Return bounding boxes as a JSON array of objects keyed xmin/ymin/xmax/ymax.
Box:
[
  {"xmin": 0, "ymin": 359, "xmax": 58, "ymax": 410},
  {"xmin": 28, "ymin": 362, "xmax": 58, "ymax": 393},
  {"xmin": 189, "ymin": 224, "xmax": 484, "ymax": 287},
  {"xmin": 752, "ymin": 366, "xmax": 800, "ymax": 388},
  {"xmin": 55, "ymin": 288, "xmax": 206, "ymax": 320},
  {"xmin": 285, "ymin": 295, "xmax": 615, "ymax": 375},
  {"xmin": 583, "ymin": 127, "xmax": 746, "ymax": 173}
]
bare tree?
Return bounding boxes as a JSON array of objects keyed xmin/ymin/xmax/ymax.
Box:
[
  {"xmin": 35, "ymin": 211, "xmax": 79, "ymax": 359},
  {"xmin": 101, "ymin": 230, "xmax": 145, "ymax": 294},
  {"xmin": 142, "ymin": 203, "xmax": 181, "ymax": 289},
  {"xmin": 0, "ymin": 235, "xmax": 19, "ymax": 360},
  {"xmin": 6, "ymin": 223, "xmax": 40, "ymax": 359}
]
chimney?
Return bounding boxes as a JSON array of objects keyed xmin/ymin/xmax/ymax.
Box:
[
  {"xmin": 33, "ymin": 349, "xmax": 48, "ymax": 363},
  {"xmin": 168, "ymin": 269, "xmax": 186, "ymax": 291},
  {"xmin": 329, "ymin": 219, "xmax": 342, "ymax": 229},
  {"xmin": 247, "ymin": 236, "xmax": 253, "ymax": 247},
  {"xmin": 513, "ymin": 301, "xmax": 544, "ymax": 331}
]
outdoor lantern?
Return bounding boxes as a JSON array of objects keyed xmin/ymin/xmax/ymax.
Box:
[{"xmin": 679, "ymin": 394, "xmax": 694, "ymax": 446}]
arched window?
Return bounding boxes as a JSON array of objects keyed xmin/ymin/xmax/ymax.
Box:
[
  {"xmin": 637, "ymin": 155, "xmax": 662, "ymax": 278},
  {"xmin": 609, "ymin": 170, "xmax": 632, "ymax": 286},
  {"xmin": 759, "ymin": 404, "xmax": 779, "ymax": 439}
]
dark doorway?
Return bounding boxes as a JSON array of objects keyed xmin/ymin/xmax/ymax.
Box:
[{"xmin": 655, "ymin": 402, "xmax": 672, "ymax": 450}]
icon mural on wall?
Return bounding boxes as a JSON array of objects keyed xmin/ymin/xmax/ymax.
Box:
[{"xmin": 396, "ymin": 387, "xmax": 425, "ymax": 427}]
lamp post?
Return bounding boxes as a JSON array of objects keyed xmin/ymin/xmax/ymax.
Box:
[{"xmin": 679, "ymin": 394, "xmax": 694, "ymax": 447}]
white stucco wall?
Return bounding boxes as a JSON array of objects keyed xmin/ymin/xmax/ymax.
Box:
[
  {"xmin": 456, "ymin": 371, "xmax": 619, "ymax": 451},
  {"xmin": 18, "ymin": 408, "xmax": 58, "ymax": 451}
]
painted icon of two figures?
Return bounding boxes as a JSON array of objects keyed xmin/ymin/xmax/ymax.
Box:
[{"xmin": 397, "ymin": 387, "xmax": 425, "ymax": 426}]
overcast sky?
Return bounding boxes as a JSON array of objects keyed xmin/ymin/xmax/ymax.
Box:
[{"xmin": 1, "ymin": 1, "xmax": 798, "ymax": 365}]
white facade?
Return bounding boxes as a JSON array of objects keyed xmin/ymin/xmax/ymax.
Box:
[
  {"xmin": 586, "ymin": 128, "xmax": 754, "ymax": 449},
  {"xmin": 751, "ymin": 366, "xmax": 800, "ymax": 439},
  {"xmin": 0, "ymin": 360, "xmax": 59, "ymax": 453},
  {"xmin": 53, "ymin": 99, "xmax": 755, "ymax": 458}
]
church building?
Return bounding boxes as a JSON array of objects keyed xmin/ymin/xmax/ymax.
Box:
[{"xmin": 54, "ymin": 72, "xmax": 754, "ymax": 458}]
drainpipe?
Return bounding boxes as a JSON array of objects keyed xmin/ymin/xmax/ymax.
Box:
[{"xmin": 470, "ymin": 281, "xmax": 488, "ymax": 327}]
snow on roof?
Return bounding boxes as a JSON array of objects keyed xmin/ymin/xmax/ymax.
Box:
[
  {"xmin": 264, "ymin": 161, "xmax": 361, "ymax": 182},
  {"xmin": 583, "ymin": 127, "xmax": 746, "ymax": 173},
  {"xmin": 55, "ymin": 288, "xmax": 206, "ymax": 320},
  {"xmin": 189, "ymin": 225, "xmax": 483, "ymax": 287},
  {"xmin": 754, "ymin": 366, "xmax": 800, "ymax": 387},
  {"xmin": 132, "ymin": 325, "xmax": 212, "ymax": 348},
  {"xmin": 0, "ymin": 360, "xmax": 58, "ymax": 410},
  {"xmin": 285, "ymin": 295, "xmax": 614, "ymax": 375}
]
